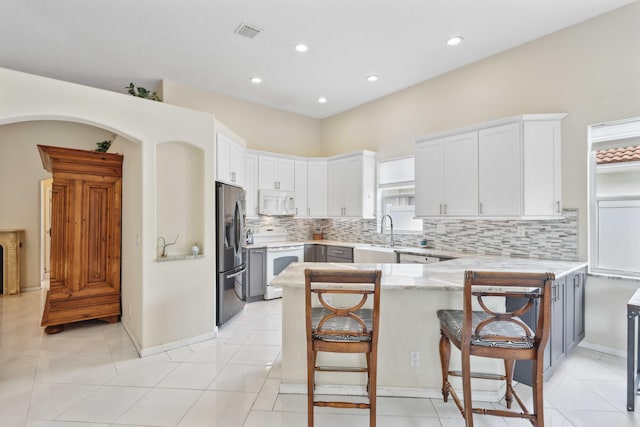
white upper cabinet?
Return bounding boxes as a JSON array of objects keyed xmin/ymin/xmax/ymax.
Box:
[
  {"xmin": 415, "ymin": 114, "xmax": 566, "ymax": 218},
  {"xmin": 245, "ymin": 152, "xmax": 259, "ymax": 217},
  {"xmin": 523, "ymin": 120, "xmax": 562, "ymax": 216},
  {"xmin": 307, "ymin": 159, "xmax": 327, "ymax": 217},
  {"xmin": 216, "ymin": 131, "xmax": 245, "ymax": 187},
  {"xmin": 415, "ymin": 140, "xmax": 444, "ymax": 216},
  {"xmin": 327, "ymin": 151, "xmax": 376, "ymax": 218},
  {"xmin": 258, "ymin": 155, "xmax": 295, "ymax": 191},
  {"xmin": 443, "ymin": 131, "xmax": 478, "ymax": 216},
  {"xmin": 478, "ymin": 123, "xmax": 521, "ymax": 216},
  {"xmin": 414, "ymin": 133, "xmax": 478, "ymax": 216},
  {"xmin": 294, "ymin": 160, "xmax": 308, "ymax": 217}
]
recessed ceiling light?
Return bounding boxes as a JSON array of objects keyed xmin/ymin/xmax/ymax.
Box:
[
  {"xmin": 367, "ymin": 75, "xmax": 379, "ymax": 82},
  {"xmin": 446, "ymin": 35, "xmax": 464, "ymax": 46},
  {"xmin": 295, "ymin": 43, "xmax": 309, "ymax": 53},
  {"xmin": 250, "ymin": 76, "xmax": 262, "ymax": 84},
  {"xmin": 317, "ymin": 97, "xmax": 327, "ymax": 104}
]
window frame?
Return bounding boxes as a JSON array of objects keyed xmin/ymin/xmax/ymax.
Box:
[
  {"xmin": 377, "ymin": 156, "xmax": 422, "ymax": 234},
  {"xmin": 588, "ymin": 117, "xmax": 640, "ymax": 279}
]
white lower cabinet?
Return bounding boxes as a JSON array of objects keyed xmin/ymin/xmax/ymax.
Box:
[{"xmin": 415, "ymin": 114, "xmax": 566, "ymax": 218}]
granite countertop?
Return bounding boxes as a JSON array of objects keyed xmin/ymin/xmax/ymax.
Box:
[
  {"xmin": 246, "ymin": 239, "xmax": 471, "ymax": 259},
  {"xmin": 269, "ymin": 257, "xmax": 588, "ymax": 291}
]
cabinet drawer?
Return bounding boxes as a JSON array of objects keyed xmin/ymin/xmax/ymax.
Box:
[{"xmin": 326, "ymin": 246, "xmax": 353, "ymax": 262}]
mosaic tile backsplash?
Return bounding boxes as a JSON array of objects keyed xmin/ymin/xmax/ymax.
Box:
[{"xmin": 246, "ymin": 209, "xmax": 578, "ymax": 260}]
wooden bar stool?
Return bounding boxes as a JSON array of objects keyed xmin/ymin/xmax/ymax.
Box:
[
  {"xmin": 305, "ymin": 268, "xmax": 382, "ymax": 427},
  {"xmin": 437, "ymin": 271, "xmax": 554, "ymax": 427}
]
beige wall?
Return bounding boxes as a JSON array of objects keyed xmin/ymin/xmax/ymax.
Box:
[
  {"xmin": 322, "ymin": 1, "xmax": 640, "ymax": 262},
  {"xmin": 1, "ymin": 66, "xmax": 218, "ymax": 354},
  {"xmin": 0, "ymin": 121, "xmax": 114, "ymax": 289},
  {"xmin": 160, "ymin": 80, "xmax": 323, "ymax": 157}
]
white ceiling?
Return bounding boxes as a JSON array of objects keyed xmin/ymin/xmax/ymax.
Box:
[{"xmin": 0, "ymin": 0, "xmax": 635, "ymax": 119}]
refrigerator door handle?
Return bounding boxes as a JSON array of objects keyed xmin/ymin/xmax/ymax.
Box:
[{"xmin": 226, "ymin": 267, "xmax": 247, "ymax": 279}]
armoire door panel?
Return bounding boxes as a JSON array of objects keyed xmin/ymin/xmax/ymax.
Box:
[
  {"xmin": 84, "ymin": 183, "xmax": 110, "ymax": 287},
  {"xmin": 50, "ymin": 181, "xmax": 75, "ymax": 292}
]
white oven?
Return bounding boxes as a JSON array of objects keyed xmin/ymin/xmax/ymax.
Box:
[{"xmin": 265, "ymin": 244, "xmax": 304, "ymax": 300}]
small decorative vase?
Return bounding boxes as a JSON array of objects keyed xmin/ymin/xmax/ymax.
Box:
[{"xmin": 191, "ymin": 243, "xmax": 200, "ymax": 256}]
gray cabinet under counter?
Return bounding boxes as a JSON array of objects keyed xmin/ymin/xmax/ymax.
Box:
[
  {"xmin": 247, "ymin": 247, "xmax": 267, "ymax": 302},
  {"xmin": 326, "ymin": 245, "xmax": 353, "ymax": 263},
  {"xmin": 304, "ymin": 244, "xmax": 353, "ymax": 263},
  {"xmin": 304, "ymin": 244, "xmax": 327, "ymax": 262},
  {"xmin": 506, "ymin": 266, "xmax": 587, "ymax": 385}
]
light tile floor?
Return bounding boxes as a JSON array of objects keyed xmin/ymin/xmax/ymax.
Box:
[{"xmin": 1, "ymin": 289, "xmax": 637, "ymax": 426}]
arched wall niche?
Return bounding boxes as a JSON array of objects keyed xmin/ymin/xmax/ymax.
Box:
[{"xmin": 155, "ymin": 141, "xmax": 205, "ymax": 258}]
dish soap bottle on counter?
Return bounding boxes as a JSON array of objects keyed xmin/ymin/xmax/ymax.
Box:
[{"xmin": 419, "ymin": 237, "xmax": 428, "ymax": 247}]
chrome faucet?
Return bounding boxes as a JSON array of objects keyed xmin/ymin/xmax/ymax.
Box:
[{"xmin": 380, "ymin": 214, "xmax": 394, "ymax": 247}]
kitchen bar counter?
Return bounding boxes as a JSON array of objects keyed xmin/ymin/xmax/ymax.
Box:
[{"xmin": 271, "ymin": 257, "xmax": 587, "ymax": 400}]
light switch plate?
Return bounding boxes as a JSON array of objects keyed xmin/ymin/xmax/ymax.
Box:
[{"xmin": 437, "ymin": 223, "xmax": 445, "ymax": 234}]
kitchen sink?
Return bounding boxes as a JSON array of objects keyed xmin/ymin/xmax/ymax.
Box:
[{"xmin": 353, "ymin": 246, "xmax": 398, "ymax": 263}]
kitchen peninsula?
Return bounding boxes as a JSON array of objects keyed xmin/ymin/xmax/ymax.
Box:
[{"xmin": 270, "ymin": 256, "xmax": 587, "ymax": 400}]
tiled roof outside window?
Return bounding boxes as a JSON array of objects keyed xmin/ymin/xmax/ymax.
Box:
[{"xmin": 596, "ymin": 145, "xmax": 640, "ymax": 165}]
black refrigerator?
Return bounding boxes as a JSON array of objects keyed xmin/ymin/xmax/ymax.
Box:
[{"xmin": 215, "ymin": 182, "xmax": 247, "ymax": 326}]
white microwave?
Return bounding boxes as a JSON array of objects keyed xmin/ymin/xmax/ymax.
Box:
[{"xmin": 259, "ymin": 190, "xmax": 296, "ymax": 216}]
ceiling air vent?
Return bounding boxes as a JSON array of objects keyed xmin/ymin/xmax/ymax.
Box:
[{"xmin": 234, "ymin": 23, "xmax": 261, "ymax": 39}]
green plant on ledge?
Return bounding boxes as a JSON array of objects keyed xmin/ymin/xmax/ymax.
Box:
[
  {"xmin": 126, "ymin": 82, "xmax": 162, "ymax": 101},
  {"xmin": 95, "ymin": 139, "xmax": 113, "ymax": 153}
]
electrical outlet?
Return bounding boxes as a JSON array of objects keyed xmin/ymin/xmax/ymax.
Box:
[
  {"xmin": 517, "ymin": 226, "xmax": 526, "ymax": 237},
  {"xmin": 437, "ymin": 223, "xmax": 445, "ymax": 234},
  {"xmin": 410, "ymin": 350, "xmax": 420, "ymax": 367}
]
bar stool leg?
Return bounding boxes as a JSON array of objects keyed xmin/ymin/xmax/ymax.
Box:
[
  {"xmin": 504, "ymin": 359, "xmax": 515, "ymax": 409},
  {"xmin": 439, "ymin": 330, "xmax": 451, "ymax": 401},
  {"xmin": 461, "ymin": 348, "xmax": 474, "ymax": 427},
  {"xmin": 533, "ymin": 358, "xmax": 545, "ymax": 427},
  {"xmin": 307, "ymin": 349, "xmax": 316, "ymax": 427},
  {"xmin": 369, "ymin": 351, "xmax": 377, "ymax": 427}
]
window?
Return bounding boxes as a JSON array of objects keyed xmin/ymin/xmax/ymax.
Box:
[
  {"xmin": 588, "ymin": 117, "xmax": 640, "ymax": 278},
  {"xmin": 378, "ymin": 157, "xmax": 422, "ymax": 232}
]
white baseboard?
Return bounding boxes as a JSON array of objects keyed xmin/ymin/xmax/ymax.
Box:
[
  {"xmin": 121, "ymin": 322, "xmax": 218, "ymax": 358},
  {"xmin": 578, "ymin": 340, "xmax": 626, "ymax": 358},
  {"xmin": 279, "ymin": 382, "xmax": 502, "ymax": 402},
  {"xmin": 139, "ymin": 331, "xmax": 218, "ymax": 357},
  {"xmin": 121, "ymin": 321, "xmax": 143, "ymax": 356}
]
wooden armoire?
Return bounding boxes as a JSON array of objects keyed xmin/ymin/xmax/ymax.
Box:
[{"xmin": 38, "ymin": 145, "xmax": 123, "ymax": 334}]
